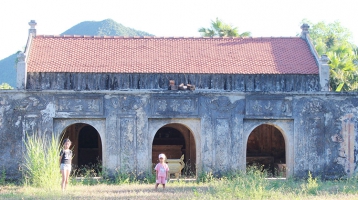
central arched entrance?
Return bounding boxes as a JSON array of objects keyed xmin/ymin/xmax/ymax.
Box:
[
  {"xmin": 152, "ymin": 123, "xmax": 196, "ymax": 178},
  {"xmin": 60, "ymin": 123, "xmax": 103, "ymax": 176},
  {"xmin": 246, "ymin": 124, "xmax": 286, "ymax": 177}
]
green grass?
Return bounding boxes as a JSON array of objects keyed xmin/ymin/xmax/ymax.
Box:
[
  {"xmin": 11, "ymin": 133, "xmax": 358, "ymax": 199},
  {"xmin": 2, "ymin": 163, "xmax": 358, "ymax": 199},
  {"xmin": 1, "ymin": 175, "xmax": 358, "ymax": 200},
  {"xmin": 22, "ymin": 133, "xmax": 61, "ymax": 188}
]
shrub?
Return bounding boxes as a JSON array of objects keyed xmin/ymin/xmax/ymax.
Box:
[{"xmin": 301, "ymin": 171, "xmax": 319, "ymax": 195}]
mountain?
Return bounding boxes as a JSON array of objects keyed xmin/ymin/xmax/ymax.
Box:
[
  {"xmin": 62, "ymin": 19, "xmax": 154, "ymax": 36},
  {"xmin": 0, "ymin": 53, "xmax": 17, "ymax": 87},
  {"xmin": 0, "ymin": 19, "xmax": 154, "ymax": 88}
]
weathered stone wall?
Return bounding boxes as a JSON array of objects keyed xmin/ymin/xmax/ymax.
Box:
[
  {"xmin": 0, "ymin": 90, "xmax": 357, "ymax": 180},
  {"xmin": 26, "ymin": 73, "xmax": 321, "ymax": 92}
]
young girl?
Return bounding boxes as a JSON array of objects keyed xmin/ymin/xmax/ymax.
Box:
[
  {"xmin": 154, "ymin": 153, "xmax": 169, "ymax": 190},
  {"xmin": 59, "ymin": 138, "xmax": 72, "ymax": 191}
]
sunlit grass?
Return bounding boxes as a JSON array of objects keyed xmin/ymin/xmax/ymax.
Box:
[
  {"xmin": 22, "ymin": 133, "xmax": 61, "ymax": 188},
  {"xmin": 1, "ymin": 176, "xmax": 358, "ymax": 200},
  {"xmin": 6, "ymin": 133, "xmax": 358, "ymax": 199}
]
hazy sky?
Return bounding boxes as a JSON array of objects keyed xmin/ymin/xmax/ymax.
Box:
[{"xmin": 0, "ymin": 0, "xmax": 357, "ymax": 60}]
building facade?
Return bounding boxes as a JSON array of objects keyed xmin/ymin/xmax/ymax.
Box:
[{"xmin": 0, "ymin": 21, "xmax": 357, "ymax": 180}]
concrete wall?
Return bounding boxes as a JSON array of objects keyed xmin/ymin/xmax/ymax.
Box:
[{"xmin": 0, "ymin": 90, "xmax": 357, "ymax": 180}]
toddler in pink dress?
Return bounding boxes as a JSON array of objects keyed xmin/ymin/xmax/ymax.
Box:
[{"xmin": 154, "ymin": 153, "xmax": 169, "ymax": 190}]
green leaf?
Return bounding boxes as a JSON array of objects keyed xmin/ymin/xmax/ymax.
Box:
[{"xmin": 336, "ymin": 83, "xmax": 344, "ymax": 92}]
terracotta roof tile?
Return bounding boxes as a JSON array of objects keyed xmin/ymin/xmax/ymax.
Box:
[{"xmin": 27, "ymin": 36, "xmax": 318, "ymax": 74}]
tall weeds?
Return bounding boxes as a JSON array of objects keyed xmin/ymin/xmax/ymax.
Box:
[
  {"xmin": 195, "ymin": 166, "xmax": 283, "ymax": 199},
  {"xmin": 23, "ymin": 133, "xmax": 61, "ymax": 188}
]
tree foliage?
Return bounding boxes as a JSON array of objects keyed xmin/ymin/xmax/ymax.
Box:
[
  {"xmin": 303, "ymin": 19, "xmax": 358, "ymax": 91},
  {"xmin": 199, "ymin": 18, "xmax": 251, "ymax": 37},
  {"xmin": 0, "ymin": 83, "xmax": 13, "ymax": 90}
]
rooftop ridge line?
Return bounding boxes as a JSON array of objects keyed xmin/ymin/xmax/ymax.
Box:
[{"xmin": 34, "ymin": 35, "xmax": 300, "ymax": 39}]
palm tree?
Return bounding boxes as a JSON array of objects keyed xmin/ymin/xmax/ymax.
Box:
[
  {"xmin": 199, "ymin": 18, "xmax": 251, "ymax": 37},
  {"xmin": 303, "ymin": 20, "xmax": 358, "ymax": 92},
  {"xmin": 328, "ymin": 44, "xmax": 358, "ymax": 91}
]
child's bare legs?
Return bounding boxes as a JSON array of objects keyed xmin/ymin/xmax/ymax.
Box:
[
  {"xmin": 61, "ymin": 169, "xmax": 70, "ymax": 191},
  {"xmin": 155, "ymin": 183, "xmax": 166, "ymax": 191},
  {"xmin": 61, "ymin": 170, "xmax": 65, "ymax": 191}
]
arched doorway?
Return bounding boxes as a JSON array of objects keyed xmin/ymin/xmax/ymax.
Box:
[
  {"xmin": 246, "ymin": 124, "xmax": 286, "ymax": 177},
  {"xmin": 152, "ymin": 123, "xmax": 196, "ymax": 178},
  {"xmin": 60, "ymin": 123, "xmax": 103, "ymax": 176}
]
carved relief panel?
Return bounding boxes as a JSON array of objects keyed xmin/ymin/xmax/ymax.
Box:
[
  {"xmin": 151, "ymin": 96, "xmax": 198, "ymax": 116},
  {"xmin": 14, "ymin": 95, "xmax": 49, "ymax": 136},
  {"xmin": 246, "ymin": 95, "xmax": 292, "ymax": 117},
  {"xmin": 109, "ymin": 96, "xmax": 143, "ymax": 114},
  {"xmin": 206, "ymin": 96, "xmax": 237, "ymax": 118},
  {"xmin": 57, "ymin": 96, "xmax": 104, "ymax": 116}
]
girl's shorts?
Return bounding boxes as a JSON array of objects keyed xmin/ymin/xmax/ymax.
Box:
[
  {"xmin": 156, "ymin": 176, "xmax": 167, "ymax": 184},
  {"xmin": 60, "ymin": 163, "xmax": 72, "ymax": 171}
]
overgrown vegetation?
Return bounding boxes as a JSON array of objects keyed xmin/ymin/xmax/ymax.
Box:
[
  {"xmin": 8, "ymin": 134, "xmax": 358, "ymax": 199},
  {"xmin": 1, "ymin": 167, "xmax": 357, "ymax": 199},
  {"xmin": 22, "ymin": 133, "xmax": 61, "ymax": 188}
]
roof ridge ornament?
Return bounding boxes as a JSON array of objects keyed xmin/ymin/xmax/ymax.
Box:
[
  {"xmin": 29, "ymin": 20, "xmax": 37, "ymax": 36},
  {"xmin": 320, "ymin": 55, "xmax": 329, "ymax": 64},
  {"xmin": 17, "ymin": 52, "xmax": 26, "ymax": 62},
  {"xmin": 300, "ymin": 23, "xmax": 310, "ymax": 39}
]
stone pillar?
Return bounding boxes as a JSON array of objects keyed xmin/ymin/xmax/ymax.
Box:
[
  {"xmin": 300, "ymin": 24, "xmax": 310, "ymax": 39},
  {"xmin": 16, "ymin": 20, "xmax": 37, "ymax": 90},
  {"xmin": 300, "ymin": 23, "xmax": 328, "ymax": 91},
  {"xmin": 319, "ymin": 55, "xmax": 330, "ymax": 91},
  {"xmin": 28, "ymin": 20, "xmax": 37, "ymax": 36},
  {"xmin": 16, "ymin": 52, "xmax": 26, "ymax": 90}
]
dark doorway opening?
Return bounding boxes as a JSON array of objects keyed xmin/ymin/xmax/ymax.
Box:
[
  {"xmin": 246, "ymin": 124, "xmax": 286, "ymax": 177},
  {"xmin": 152, "ymin": 123, "xmax": 196, "ymax": 178},
  {"xmin": 60, "ymin": 123, "xmax": 102, "ymax": 176}
]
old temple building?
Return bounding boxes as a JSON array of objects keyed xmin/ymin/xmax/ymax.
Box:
[{"xmin": 0, "ymin": 20, "xmax": 357, "ymax": 180}]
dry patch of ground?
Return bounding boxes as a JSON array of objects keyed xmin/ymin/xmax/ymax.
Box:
[
  {"xmin": 1, "ymin": 179, "xmax": 358, "ymax": 200},
  {"xmin": 0, "ymin": 182, "xmax": 207, "ymax": 200}
]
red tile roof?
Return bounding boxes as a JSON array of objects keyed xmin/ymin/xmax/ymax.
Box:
[{"xmin": 27, "ymin": 36, "xmax": 318, "ymax": 74}]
